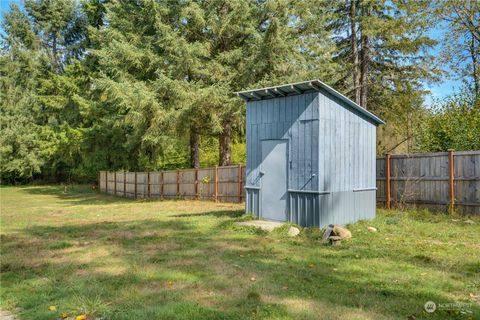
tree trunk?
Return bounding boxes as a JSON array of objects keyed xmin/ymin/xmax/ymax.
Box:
[
  {"xmin": 360, "ymin": 4, "xmax": 371, "ymax": 109},
  {"xmin": 219, "ymin": 120, "xmax": 232, "ymax": 166},
  {"xmin": 350, "ymin": 0, "xmax": 361, "ymax": 104},
  {"xmin": 52, "ymin": 34, "xmax": 59, "ymax": 72},
  {"xmin": 469, "ymin": 31, "xmax": 479, "ymax": 99},
  {"xmin": 190, "ymin": 130, "xmax": 200, "ymax": 168}
]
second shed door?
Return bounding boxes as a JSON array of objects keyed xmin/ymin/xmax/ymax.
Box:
[{"xmin": 261, "ymin": 140, "xmax": 288, "ymax": 221}]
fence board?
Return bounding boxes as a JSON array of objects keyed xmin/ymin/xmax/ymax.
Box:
[
  {"xmin": 162, "ymin": 171, "xmax": 177, "ymax": 199},
  {"xmin": 149, "ymin": 172, "xmax": 162, "ymax": 198},
  {"xmin": 198, "ymin": 168, "xmax": 215, "ymax": 200},
  {"xmin": 376, "ymin": 151, "xmax": 479, "ymax": 214},
  {"xmin": 136, "ymin": 172, "xmax": 147, "ymax": 198},
  {"xmin": 179, "ymin": 170, "xmax": 196, "ymax": 199},
  {"xmin": 116, "ymin": 172, "xmax": 124, "ymax": 196},
  {"xmin": 125, "ymin": 172, "xmax": 135, "ymax": 198}
]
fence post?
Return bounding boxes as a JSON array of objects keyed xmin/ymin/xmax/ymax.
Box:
[
  {"xmin": 194, "ymin": 168, "xmax": 199, "ymax": 200},
  {"xmin": 176, "ymin": 169, "xmax": 180, "ymax": 198},
  {"xmin": 160, "ymin": 171, "xmax": 164, "ymax": 199},
  {"xmin": 124, "ymin": 171, "xmax": 126, "ymax": 197},
  {"xmin": 97, "ymin": 171, "xmax": 100, "ymax": 190},
  {"xmin": 214, "ymin": 166, "xmax": 219, "ymax": 202},
  {"xmin": 114, "ymin": 171, "xmax": 117, "ymax": 195},
  {"xmin": 147, "ymin": 171, "xmax": 151, "ymax": 198},
  {"xmin": 134, "ymin": 172, "xmax": 137, "ymax": 199},
  {"xmin": 238, "ymin": 164, "xmax": 243, "ymax": 203},
  {"xmin": 105, "ymin": 171, "xmax": 108, "ymax": 193},
  {"xmin": 385, "ymin": 153, "xmax": 391, "ymax": 209},
  {"xmin": 448, "ymin": 149, "xmax": 455, "ymax": 214}
]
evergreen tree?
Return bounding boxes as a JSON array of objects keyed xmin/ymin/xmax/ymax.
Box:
[
  {"xmin": 329, "ymin": 0, "xmax": 439, "ymax": 153},
  {"xmin": 1, "ymin": 1, "xmax": 88, "ymax": 182}
]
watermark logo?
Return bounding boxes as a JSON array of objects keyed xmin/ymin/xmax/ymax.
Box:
[
  {"xmin": 424, "ymin": 301, "xmax": 436, "ymax": 313},
  {"xmin": 424, "ymin": 300, "xmax": 474, "ymax": 314}
]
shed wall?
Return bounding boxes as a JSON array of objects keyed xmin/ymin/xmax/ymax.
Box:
[
  {"xmin": 245, "ymin": 90, "xmax": 377, "ymax": 227},
  {"xmin": 315, "ymin": 89, "xmax": 376, "ymax": 225},
  {"xmin": 317, "ymin": 88, "xmax": 376, "ymax": 193}
]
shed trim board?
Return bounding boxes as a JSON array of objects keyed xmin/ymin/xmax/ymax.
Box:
[{"xmin": 241, "ymin": 80, "xmax": 384, "ymax": 228}]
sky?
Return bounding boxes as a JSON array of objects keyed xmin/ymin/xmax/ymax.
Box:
[{"xmin": 0, "ymin": 0, "xmax": 462, "ymax": 106}]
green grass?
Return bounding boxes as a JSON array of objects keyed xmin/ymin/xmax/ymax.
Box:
[{"xmin": 0, "ymin": 185, "xmax": 479, "ymax": 320}]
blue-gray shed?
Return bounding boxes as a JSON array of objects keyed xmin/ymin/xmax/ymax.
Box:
[{"xmin": 236, "ymin": 80, "xmax": 384, "ymax": 228}]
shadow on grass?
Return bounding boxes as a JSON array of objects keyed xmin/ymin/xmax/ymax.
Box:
[
  {"xmin": 17, "ymin": 185, "xmax": 137, "ymax": 206},
  {"xmin": 171, "ymin": 210, "xmax": 244, "ymax": 218},
  {"xmin": 2, "ymin": 214, "xmax": 476, "ymax": 320}
]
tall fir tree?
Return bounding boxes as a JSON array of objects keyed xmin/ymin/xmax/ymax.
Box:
[
  {"xmin": 0, "ymin": 1, "xmax": 89, "ymax": 182},
  {"xmin": 329, "ymin": 0, "xmax": 439, "ymax": 153}
]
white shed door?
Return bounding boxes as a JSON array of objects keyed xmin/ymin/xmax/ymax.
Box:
[{"xmin": 261, "ymin": 140, "xmax": 288, "ymax": 221}]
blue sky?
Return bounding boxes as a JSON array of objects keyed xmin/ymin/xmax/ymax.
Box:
[{"xmin": 0, "ymin": 0, "xmax": 461, "ymax": 106}]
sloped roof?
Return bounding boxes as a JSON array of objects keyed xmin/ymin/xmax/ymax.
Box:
[{"xmin": 235, "ymin": 80, "xmax": 385, "ymax": 125}]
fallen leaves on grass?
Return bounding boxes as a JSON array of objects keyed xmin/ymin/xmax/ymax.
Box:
[
  {"xmin": 48, "ymin": 305, "xmax": 57, "ymax": 311},
  {"xmin": 250, "ymin": 277, "xmax": 256, "ymax": 282},
  {"xmin": 75, "ymin": 314, "xmax": 87, "ymax": 320}
]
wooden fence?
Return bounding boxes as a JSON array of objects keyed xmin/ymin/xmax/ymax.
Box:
[
  {"xmin": 99, "ymin": 150, "xmax": 479, "ymax": 214},
  {"xmin": 376, "ymin": 150, "xmax": 479, "ymax": 215},
  {"xmin": 99, "ymin": 165, "xmax": 245, "ymax": 203}
]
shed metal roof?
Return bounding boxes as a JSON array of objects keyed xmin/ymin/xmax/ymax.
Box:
[{"xmin": 235, "ymin": 80, "xmax": 385, "ymax": 125}]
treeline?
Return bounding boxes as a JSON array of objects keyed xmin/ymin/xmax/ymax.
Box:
[{"xmin": 1, "ymin": 0, "xmax": 479, "ymax": 183}]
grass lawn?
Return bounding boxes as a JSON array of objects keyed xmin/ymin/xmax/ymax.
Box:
[{"xmin": 0, "ymin": 185, "xmax": 479, "ymax": 320}]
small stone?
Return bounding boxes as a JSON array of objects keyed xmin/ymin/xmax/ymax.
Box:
[
  {"xmin": 287, "ymin": 226, "xmax": 300, "ymax": 237},
  {"xmin": 332, "ymin": 225, "xmax": 352, "ymax": 239},
  {"xmin": 323, "ymin": 224, "xmax": 351, "ymax": 240},
  {"xmin": 367, "ymin": 226, "xmax": 377, "ymax": 232},
  {"xmin": 250, "ymin": 277, "xmax": 256, "ymax": 282},
  {"xmin": 464, "ymin": 219, "xmax": 475, "ymax": 224}
]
